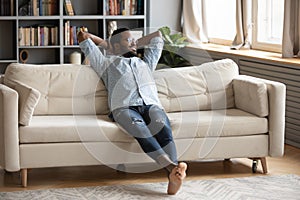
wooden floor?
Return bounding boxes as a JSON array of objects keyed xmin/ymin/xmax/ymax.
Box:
[{"xmin": 0, "ymin": 144, "xmax": 299, "ymax": 192}]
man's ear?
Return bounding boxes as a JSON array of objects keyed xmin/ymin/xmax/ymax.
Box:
[{"xmin": 113, "ymin": 43, "xmax": 121, "ymax": 53}]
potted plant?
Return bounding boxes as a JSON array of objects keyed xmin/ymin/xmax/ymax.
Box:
[{"xmin": 158, "ymin": 26, "xmax": 191, "ymax": 68}]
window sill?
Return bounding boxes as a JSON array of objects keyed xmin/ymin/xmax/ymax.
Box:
[{"xmin": 187, "ymin": 43, "xmax": 300, "ymax": 68}]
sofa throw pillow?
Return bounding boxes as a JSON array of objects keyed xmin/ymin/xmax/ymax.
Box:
[
  {"xmin": 233, "ymin": 77, "xmax": 268, "ymax": 117},
  {"xmin": 14, "ymin": 82, "xmax": 41, "ymax": 126}
]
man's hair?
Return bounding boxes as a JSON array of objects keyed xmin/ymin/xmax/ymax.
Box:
[{"xmin": 110, "ymin": 28, "xmax": 130, "ymax": 46}]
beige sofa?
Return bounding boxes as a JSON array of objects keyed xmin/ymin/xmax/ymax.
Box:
[{"xmin": 0, "ymin": 59, "xmax": 286, "ymax": 187}]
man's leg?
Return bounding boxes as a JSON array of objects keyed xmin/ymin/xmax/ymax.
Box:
[
  {"xmin": 112, "ymin": 107, "xmax": 170, "ymax": 162},
  {"xmin": 167, "ymin": 162, "xmax": 187, "ymax": 195},
  {"xmin": 142, "ymin": 105, "xmax": 187, "ymax": 195},
  {"xmin": 142, "ymin": 105, "xmax": 177, "ymax": 164}
]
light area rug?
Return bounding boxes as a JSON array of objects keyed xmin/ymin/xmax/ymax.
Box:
[{"xmin": 0, "ymin": 174, "xmax": 299, "ymax": 200}]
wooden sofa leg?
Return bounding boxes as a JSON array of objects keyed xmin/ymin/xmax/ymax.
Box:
[
  {"xmin": 21, "ymin": 169, "xmax": 28, "ymax": 187},
  {"xmin": 260, "ymin": 157, "xmax": 268, "ymax": 174},
  {"xmin": 250, "ymin": 157, "xmax": 268, "ymax": 174}
]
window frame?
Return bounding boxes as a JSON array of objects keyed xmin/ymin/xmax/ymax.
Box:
[
  {"xmin": 251, "ymin": 0, "xmax": 283, "ymax": 53},
  {"xmin": 208, "ymin": 38, "xmax": 233, "ymax": 46},
  {"xmin": 205, "ymin": 0, "xmax": 236, "ymax": 46}
]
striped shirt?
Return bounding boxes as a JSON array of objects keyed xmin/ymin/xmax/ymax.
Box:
[{"xmin": 79, "ymin": 37, "xmax": 164, "ymax": 111}]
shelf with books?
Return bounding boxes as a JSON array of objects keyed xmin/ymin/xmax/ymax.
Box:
[
  {"xmin": 18, "ymin": 19, "xmax": 59, "ymax": 47},
  {"xmin": 18, "ymin": 0, "xmax": 59, "ymax": 16},
  {"xmin": 0, "ymin": 0, "xmax": 147, "ymax": 73},
  {"xmin": 105, "ymin": 0, "xmax": 144, "ymax": 16},
  {"xmin": 0, "ymin": 0, "xmax": 16, "ymax": 16},
  {"xmin": 64, "ymin": 0, "xmax": 102, "ymax": 16},
  {"xmin": 63, "ymin": 19, "xmax": 103, "ymax": 46}
]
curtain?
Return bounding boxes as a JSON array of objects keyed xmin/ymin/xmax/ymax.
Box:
[
  {"xmin": 282, "ymin": 0, "xmax": 300, "ymax": 58},
  {"xmin": 231, "ymin": 0, "xmax": 252, "ymax": 50},
  {"xmin": 182, "ymin": 0, "xmax": 208, "ymax": 43}
]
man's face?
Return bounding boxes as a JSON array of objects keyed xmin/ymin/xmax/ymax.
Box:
[{"xmin": 119, "ymin": 31, "xmax": 137, "ymax": 55}]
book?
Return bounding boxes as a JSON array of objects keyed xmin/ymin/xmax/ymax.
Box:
[
  {"xmin": 18, "ymin": 27, "xmax": 25, "ymax": 46},
  {"xmin": 69, "ymin": 26, "xmax": 74, "ymax": 45},
  {"xmin": 10, "ymin": 0, "xmax": 14, "ymax": 15},
  {"xmin": 136, "ymin": 0, "xmax": 143, "ymax": 15},
  {"xmin": 30, "ymin": 27, "xmax": 35, "ymax": 46},
  {"xmin": 0, "ymin": 0, "xmax": 14, "ymax": 16},
  {"xmin": 64, "ymin": 0, "xmax": 74, "ymax": 16},
  {"xmin": 64, "ymin": 21, "xmax": 70, "ymax": 45},
  {"xmin": 32, "ymin": 0, "xmax": 38, "ymax": 16},
  {"xmin": 37, "ymin": 26, "xmax": 41, "ymax": 46},
  {"xmin": 34, "ymin": 27, "xmax": 39, "ymax": 46},
  {"xmin": 72, "ymin": 26, "xmax": 78, "ymax": 45},
  {"xmin": 124, "ymin": 0, "xmax": 130, "ymax": 15},
  {"xmin": 114, "ymin": 0, "xmax": 118, "ymax": 15},
  {"xmin": 24, "ymin": 27, "xmax": 31, "ymax": 46},
  {"xmin": 39, "ymin": 0, "xmax": 42, "ymax": 16},
  {"xmin": 50, "ymin": 26, "xmax": 58, "ymax": 45},
  {"xmin": 109, "ymin": 0, "xmax": 114, "ymax": 15},
  {"xmin": 43, "ymin": 26, "xmax": 49, "ymax": 46}
]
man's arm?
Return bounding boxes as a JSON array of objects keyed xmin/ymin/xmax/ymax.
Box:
[
  {"xmin": 77, "ymin": 31, "xmax": 109, "ymax": 50},
  {"xmin": 141, "ymin": 31, "xmax": 164, "ymax": 71},
  {"xmin": 137, "ymin": 31, "xmax": 162, "ymax": 48}
]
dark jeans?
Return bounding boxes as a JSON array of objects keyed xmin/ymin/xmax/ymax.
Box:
[{"xmin": 112, "ymin": 104, "xmax": 178, "ymax": 165}]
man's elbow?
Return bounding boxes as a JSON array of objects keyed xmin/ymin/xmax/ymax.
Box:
[{"xmin": 155, "ymin": 30, "xmax": 162, "ymax": 39}]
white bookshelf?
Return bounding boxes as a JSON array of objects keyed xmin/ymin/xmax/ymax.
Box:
[{"xmin": 0, "ymin": 0, "xmax": 147, "ymax": 73}]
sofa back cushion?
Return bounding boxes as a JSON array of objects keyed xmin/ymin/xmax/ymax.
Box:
[
  {"xmin": 4, "ymin": 59, "xmax": 238, "ymax": 115},
  {"xmin": 4, "ymin": 63, "xmax": 109, "ymax": 115},
  {"xmin": 153, "ymin": 59, "xmax": 238, "ymax": 112}
]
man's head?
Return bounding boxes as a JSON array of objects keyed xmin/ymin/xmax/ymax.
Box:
[{"xmin": 110, "ymin": 28, "xmax": 138, "ymax": 57}]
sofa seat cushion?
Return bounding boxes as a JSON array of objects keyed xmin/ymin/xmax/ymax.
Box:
[
  {"xmin": 19, "ymin": 115, "xmax": 134, "ymax": 143},
  {"xmin": 170, "ymin": 109, "xmax": 268, "ymax": 139},
  {"xmin": 19, "ymin": 109, "xmax": 268, "ymax": 144}
]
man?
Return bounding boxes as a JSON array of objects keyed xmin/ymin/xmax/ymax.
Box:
[{"xmin": 77, "ymin": 28, "xmax": 187, "ymax": 195}]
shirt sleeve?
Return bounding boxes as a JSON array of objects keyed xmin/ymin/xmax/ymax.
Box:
[
  {"xmin": 79, "ymin": 38, "xmax": 107, "ymax": 77},
  {"xmin": 143, "ymin": 37, "xmax": 164, "ymax": 71}
]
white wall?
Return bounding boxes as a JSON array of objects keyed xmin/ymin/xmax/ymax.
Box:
[{"xmin": 147, "ymin": 0, "xmax": 182, "ymax": 32}]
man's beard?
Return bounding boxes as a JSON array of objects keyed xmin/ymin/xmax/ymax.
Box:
[{"xmin": 122, "ymin": 51, "xmax": 138, "ymax": 58}]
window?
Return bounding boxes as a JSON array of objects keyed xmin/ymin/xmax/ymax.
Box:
[
  {"xmin": 252, "ymin": 0, "xmax": 285, "ymax": 52},
  {"xmin": 204, "ymin": 0, "xmax": 284, "ymax": 53},
  {"xmin": 205, "ymin": 0, "xmax": 236, "ymax": 45}
]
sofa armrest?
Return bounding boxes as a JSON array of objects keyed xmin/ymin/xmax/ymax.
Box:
[
  {"xmin": 233, "ymin": 75, "xmax": 286, "ymax": 157},
  {"xmin": 233, "ymin": 76, "xmax": 269, "ymax": 117},
  {"xmin": 0, "ymin": 84, "xmax": 20, "ymax": 171}
]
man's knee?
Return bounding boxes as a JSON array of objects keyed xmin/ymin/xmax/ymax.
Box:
[
  {"xmin": 149, "ymin": 106, "xmax": 170, "ymax": 127},
  {"xmin": 131, "ymin": 117, "xmax": 145, "ymax": 126}
]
